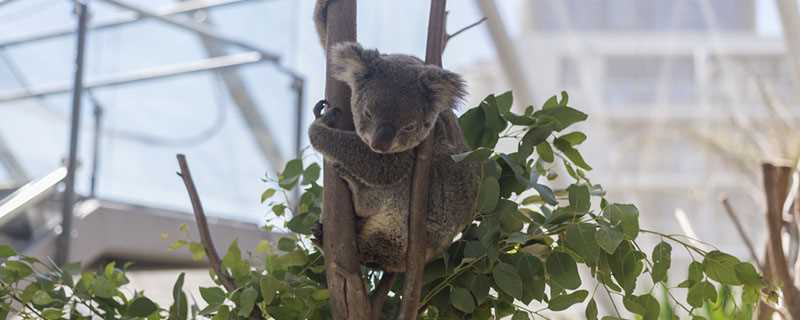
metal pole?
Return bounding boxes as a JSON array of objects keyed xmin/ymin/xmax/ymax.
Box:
[
  {"xmin": 291, "ymin": 77, "xmax": 304, "ymax": 204},
  {"xmin": 0, "ymin": 0, "xmax": 261, "ymax": 49},
  {"xmin": 98, "ymin": 0, "xmax": 281, "ymax": 62},
  {"xmin": 56, "ymin": 0, "xmax": 89, "ymax": 266},
  {"xmin": 88, "ymin": 91, "xmax": 103, "ymax": 198},
  {"xmin": 0, "ymin": 52, "xmax": 265, "ymax": 103},
  {"xmin": 292, "ymin": 77, "xmax": 305, "ymax": 158}
]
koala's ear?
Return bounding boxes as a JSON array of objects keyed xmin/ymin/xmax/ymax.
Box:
[
  {"xmin": 420, "ymin": 66, "xmax": 467, "ymax": 112},
  {"xmin": 330, "ymin": 42, "xmax": 380, "ymax": 88}
]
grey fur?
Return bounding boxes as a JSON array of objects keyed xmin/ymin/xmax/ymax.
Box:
[{"xmin": 311, "ymin": 4, "xmax": 479, "ymax": 272}]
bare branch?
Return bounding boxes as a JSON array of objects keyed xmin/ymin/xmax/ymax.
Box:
[
  {"xmin": 721, "ymin": 197, "xmax": 761, "ymax": 267},
  {"xmin": 176, "ymin": 154, "xmax": 236, "ymax": 292},
  {"xmin": 445, "ymin": 16, "xmax": 487, "ymax": 44}
]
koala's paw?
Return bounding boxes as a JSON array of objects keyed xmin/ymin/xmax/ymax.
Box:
[{"xmin": 313, "ymin": 100, "xmax": 340, "ymax": 127}]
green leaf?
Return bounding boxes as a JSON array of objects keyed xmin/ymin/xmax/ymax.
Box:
[
  {"xmin": 651, "ymin": 242, "xmax": 672, "ymax": 284},
  {"xmin": 536, "ymin": 142, "xmax": 554, "ymax": 162},
  {"xmin": 623, "ymin": 294, "xmax": 660, "ymax": 320},
  {"xmin": 237, "ymin": 287, "xmax": 258, "ymax": 317},
  {"xmin": 596, "ymin": 225, "xmax": 624, "ymax": 255},
  {"xmin": 547, "ymin": 252, "xmax": 581, "ymax": 290},
  {"xmin": 553, "ymin": 137, "xmax": 591, "ymax": 170},
  {"xmin": 560, "ymin": 91, "xmax": 569, "ymax": 106},
  {"xmin": 188, "ymin": 242, "xmax": 206, "ymax": 261},
  {"xmin": 464, "ymin": 241, "xmax": 485, "ymax": 258},
  {"xmin": 481, "ymin": 95, "xmax": 508, "ymax": 134},
  {"xmin": 568, "ymin": 184, "xmax": 591, "ymax": 212},
  {"xmin": 451, "ymin": 147, "xmax": 493, "ymax": 163},
  {"xmin": 260, "ymin": 276, "xmax": 282, "ymax": 305},
  {"xmin": 734, "ymin": 262, "xmax": 763, "ymax": 287},
  {"xmin": 586, "ymin": 299, "xmax": 598, "ymax": 320},
  {"xmin": 514, "ymin": 254, "xmax": 545, "ymax": 303},
  {"xmin": 0, "ymin": 245, "xmax": 16, "ymax": 258},
  {"xmin": 542, "ymin": 95, "xmax": 559, "ymax": 109},
  {"xmin": 459, "ymin": 107, "xmax": 486, "ymax": 149},
  {"xmin": 559, "ymin": 132, "xmax": 587, "ymax": 145},
  {"xmin": 471, "ymin": 274, "xmax": 491, "ymax": 305},
  {"xmin": 211, "ymin": 306, "xmax": 230, "ymax": 320},
  {"xmin": 41, "ymin": 308, "xmax": 62, "ymax": 320},
  {"xmin": 260, "ymin": 188, "xmax": 276, "ymax": 203},
  {"xmin": 129, "ymin": 297, "xmax": 158, "ymax": 317},
  {"xmin": 312, "ymin": 289, "xmax": 330, "ymax": 301},
  {"xmin": 278, "ymin": 159, "xmax": 303, "ymax": 189},
  {"xmin": 302, "ymin": 163, "xmax": 321, "ymax": 185},
  {"xmin": 604, "ymin": 204, "xmax": 639, "ymax": 240},
  {"xmin": 199, "ymin": 287, "xmax": 226, "ymax": 305},
  {"xmin": 450, "ymin": 286, "xmax": 476, "ymax": 313},
  {"xmin": 272, "ymin": 203, "xmax": 287, "ymax": 217},
  {"xmin": 495, "ymin": 91, "xmax": 536, "ymax": 125},
  {"xmin": 533, "ymin": 106, "xmax": 587, "ymax": 131},
  {"xmin": 609, "ymin": 242, "xmax": 644, "ymax": 294},
  {"xmin": 703, "ymin": 251, "xmax": 742, "ymax": 285},
  {"xmin": 564, "ymin": 223, "xmax": 600, "ymax": 265},
  {"xmin": 32, "ymin": 290, "xmax": 53, "ymax": 305},
  {"xmin": 478, "ymin": 177, "xmax": 500, "ymax": 213},
  {"xmin": 492, "ymin": 262, "xmax": 524, "ymax": 300},
  {"xmin": 688, "ymin": 261, "xmax": 704, "ymax": 284},
  {"xmin": 531, "ymin": 182, "xmax": 558, "ymax": 206},
  {"xmin": 511, "ymin": 311, "xmax": 530, "ymax": 320},
  {"xmin": 169, "ymin": 273, "xmax": 188, "ymax": 320},
  {"xmin": 548, "ymin": 290, "xmax": 588, "ymax": 311},
  {"xmin": 522, "ymin": 124, "xmax": 555, "ymax": 151},
  {"xmin": 3, "ymin": 260, "xmax": 32, "ymax": 281},
  {"xmin": 687, "ymin": 281, "xmax": 717, "ymax": 308}
]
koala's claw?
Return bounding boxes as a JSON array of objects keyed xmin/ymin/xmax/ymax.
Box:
[
  {"xmin": 313, "ymin": 100, "xmax": 328, "ymax": 119},
  {"xmin": 314, "ymin": 99, "xmax": 341, "ymax": 127},
  {"xmin": 311, "ymin": 221, "xmax": 324, "ymax": 247}
]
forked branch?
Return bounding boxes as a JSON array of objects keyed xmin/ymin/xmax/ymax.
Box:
[{"xmin": 176, "ymin": 154, "xmax": 236, "ymax": 292}]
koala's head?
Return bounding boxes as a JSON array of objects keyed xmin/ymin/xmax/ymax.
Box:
[{"xmin": 331, "ymin": 42, "xmax": 466, "ymax": 154}]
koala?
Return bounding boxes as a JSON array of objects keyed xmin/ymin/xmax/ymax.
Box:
[{"xmin": 310, "ymin": 1, "xmax": 480, "ymax": 272}]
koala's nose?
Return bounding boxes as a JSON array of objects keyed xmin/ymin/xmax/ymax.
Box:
[{"xmin": 370, "ymin": 125, "xmax": 395, "ymax": 152}]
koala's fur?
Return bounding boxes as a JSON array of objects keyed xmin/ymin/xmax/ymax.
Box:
[{"xmin": 310, "ymin": 1, "xmax": 480, "ymax": 272}]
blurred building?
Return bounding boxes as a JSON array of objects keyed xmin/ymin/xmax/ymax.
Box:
[{"xmin": 464, "ymin": 0, "xmax": 782, "ymax": 264}]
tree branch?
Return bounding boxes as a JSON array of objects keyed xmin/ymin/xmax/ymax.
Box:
[
  {"xmin": 720, "ymin": 197, "xmax": 761, "ymax": 267},
  {"xmin": 398, "ymin": 1, "xmax": 447, "ymax": 319},
  {"xmin": 445, "ymin": 16, "xmax": 486, "ymax": 48},
  {"xmin": 176, "ymin": 154, "xmax": 236, "ymax": 292}
]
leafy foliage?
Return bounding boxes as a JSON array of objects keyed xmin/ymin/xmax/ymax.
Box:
[{"xmin": 0, "ymin": 91, "xmax": 767, "ymax": 319}]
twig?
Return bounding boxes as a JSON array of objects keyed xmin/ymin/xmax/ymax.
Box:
[
  {"xmin": 721, "ymin": 197, "xmax": 761, "ymax": 267},
  {"xmin": 177, "ymin": 154, "xmax": 264, "ymax": 320},
  {"xmin": 176, "ymin": 154, "xmax": 236, "ymax": 292},
  {"xmin": 370, "ymin": 272, "xmax": 397, "ymax": 320},
  {"xmin": 446, "ymin": 17, "xmax": 487, "ymax": 43},
  {"xmin": 398, "ymin": 1, "xmax": 447, "ymax": 319}
]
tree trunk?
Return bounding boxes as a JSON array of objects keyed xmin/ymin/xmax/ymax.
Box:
[
  {"xmin": 321, "ymin": 1, "xmax": 371, "ymax": 319},
  {"xmin": 760, "ymin": 163, "xmax": 800, "ymax": 318}
]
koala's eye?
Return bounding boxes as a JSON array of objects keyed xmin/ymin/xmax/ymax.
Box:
[
  {"xmin": 363, "ymin": 109, "xmax": 373, "ymax": 119},
  {"xmin": 401, "ymin": 122, "xmax": 418, "ymax": 133}
]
